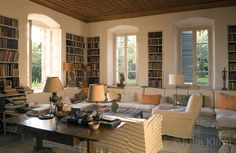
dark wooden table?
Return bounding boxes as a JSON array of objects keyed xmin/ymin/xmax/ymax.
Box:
[{"xmin": 4, "ymin": 115, "xmax": 124, "ymax": 153}]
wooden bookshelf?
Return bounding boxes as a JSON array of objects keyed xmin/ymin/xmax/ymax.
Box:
[
  {"xmin": 0, "ymin": 15, "xmax": 19, "ymax": 89},
  {"xmin": 228, "ymin": 25, "xmax": 236, "ymax": 90},
  {"xmin": 87, "ymin": 37, "xmax": 100, "ymax": 85},
  {"xmin": 66, "ymin": 33, "xmax": 85, "ymax": 86},
  {"xmin": 148, "ymin": 32, "xmax": 163, "ymax": 88}
]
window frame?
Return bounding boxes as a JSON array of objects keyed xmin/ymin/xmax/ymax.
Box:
[
  {"xmin": 179, "ymin": 27, "xmax": 212, "ymax": 88},
  {"xmin": 114, "ymin": 33, "xmax": 138, "ymax": 85}
]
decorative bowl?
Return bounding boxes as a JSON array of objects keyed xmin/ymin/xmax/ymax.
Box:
[{"xmin": 88, "ymin": 121, "xmax": 100, "ymax": 130}]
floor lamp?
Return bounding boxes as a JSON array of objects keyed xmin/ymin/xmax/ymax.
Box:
[{"xmin": 169, "ymin": 74, "xmax": 184, "ymax": 106}]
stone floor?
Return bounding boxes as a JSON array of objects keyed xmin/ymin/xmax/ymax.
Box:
[{"xmin": 0, "ymin": 126, "xmax": 221, "ymax": 153}]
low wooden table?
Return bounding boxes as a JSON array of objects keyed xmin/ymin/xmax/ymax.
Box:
[
  {"xmin": 4, "ymin": 115, "xmax": 124, "ymax": 153},
  {"xmin": 103, "ymin": 107, "xmax": 143, "ymax": 118}
]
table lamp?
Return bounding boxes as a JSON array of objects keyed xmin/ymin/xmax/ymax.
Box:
[
  {"xmin": 88, "ymin": 84, "xmax": 105, "ymax": 119},
  {"xmin": 169, "ymin": 74, "xmax": 184, "ymax": 106},
  {"xmin": 43, "ymin": 77, "xmax": 64, "ymax": 116},
  {"xmin": 63, "ymin": 62, "xmax": 74, "ymax": 87}
]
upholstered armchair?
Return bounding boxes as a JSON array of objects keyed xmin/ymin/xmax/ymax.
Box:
[
  {"xmin": 156, "ymin": 94, "xmax": 202, "ymax": 139},
  {"xmin": 94, "ymin": 114, "xmax": 163, "ymax": 153}
]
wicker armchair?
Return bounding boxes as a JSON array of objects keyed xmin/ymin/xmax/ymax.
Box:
[{"xmin": 156, "ymin": 94, "xmax": 202, "ymax": 139}]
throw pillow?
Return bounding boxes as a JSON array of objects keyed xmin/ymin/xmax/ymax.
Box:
[
  {"xmin": 141, "ymin": 95, "xmax": 161, "ymax": 105},
  {"xmin": 160, "ymin": 96, "xmax": 170, "ymax": 104},
  {"xmin": 216, "ymin": 93, "xmax": 236, "ymax": 111},
  {"xmin": 120, "ymin": 93, "xmax": 137, "ymax": 102},
  {"xmin": 173, "ymin": 95, "xmax": 190, "ymax": 106}
]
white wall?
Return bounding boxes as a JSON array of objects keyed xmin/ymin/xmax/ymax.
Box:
[
  {"xmin": 0, "ymin": 0, "xmax": 86, "ymax": 86},
  {"xmin": 87, "ymin": 6, "xmax": 236, "ymax": 90},
  {"xmin": 1, "ymin": 0, "xmax": 236, "ymax": 90}
]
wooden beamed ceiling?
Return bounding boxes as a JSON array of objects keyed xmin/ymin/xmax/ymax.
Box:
[{"xmin": 30, "ymin": 0, "xmax": 236, "ymax": 23}]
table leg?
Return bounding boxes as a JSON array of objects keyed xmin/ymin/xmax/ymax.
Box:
[
  {"xmin": 86, "ymin": 139, "xmax": 94, "ymax": 153},
  {"xmin": 34, "ymin": 137, "xmax": 43, "ymax": 151}
]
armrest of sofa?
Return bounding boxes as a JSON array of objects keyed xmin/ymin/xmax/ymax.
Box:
[{"xmin": 156, "ymin": 110, "xmax": 194, "ymax": 120}]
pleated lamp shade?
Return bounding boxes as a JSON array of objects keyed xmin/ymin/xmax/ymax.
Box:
[
  {"xmin": 88, "ymin": 84, "xmax": 105, "ymax": 103},
  {"xmin": 43, "ymin": 77, "xmax": 64, "ymax": 93},
  {"xmin": 169, "ymin": 74, "xmax": 184, "ymax": 86}
]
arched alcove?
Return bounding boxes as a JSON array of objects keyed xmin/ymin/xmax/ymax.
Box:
[
  {"xmin": 28, "ymin": 14, "xmax": 61, "ymax": 91},
  {"xmin": 107, "ymin": 25, "xmax": 139, "ymax": 85}
]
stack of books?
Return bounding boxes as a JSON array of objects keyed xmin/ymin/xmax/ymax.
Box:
[{"xmin": 5, "ymin": 96, "xmax": 27, "ymax": 111}]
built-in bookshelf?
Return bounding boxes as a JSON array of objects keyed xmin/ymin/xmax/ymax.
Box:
[
  {"xmin": 228, "ymin": 25, "xmax": 236, "ymax": 90},
  {"xmin": 87, "ymin": 37, "xmax": 100, "ymax": 85},
  {"xmin": 66, "ymin": 33, "xmax": 85, "ymax": 86},
  {"xmin": 148, "ymin": 32, "xmax": 162, "ymax": 88},
  {"xmin": 0, "ymin": 15, "xmax": 19, "ymax": 90}
]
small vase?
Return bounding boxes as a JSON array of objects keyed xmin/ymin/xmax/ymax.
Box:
[{"xmin": 111, "ymin": 101, "xmax": 119, "ymax": 112}]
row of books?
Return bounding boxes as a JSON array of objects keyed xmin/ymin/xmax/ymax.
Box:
[
  {"xmin": 87, "ymin": 43, "xmax": 99, "ymax": 49},
  {"xmin": 148, "ymin": 79, "xmax": 162, "ymax": 88},
  {"xmin": 87, "ymin": 49, "xmax": 99, "ymax": 56},
  {"xmin": 0, "ymin": 16, "xmax": 18, "ymax": 27},
  {"xmin": 66, "ymin": 47, "xmax": 84, "ymax": 55},
  {"xmin": 0, "ymin": 26, "xmax": 18, "ymax": 38},
  {"xmin": 229, "ymin": 82, "xmax": 236, "ymax": 90},
  {"xmin": 228, "ymin": 26, "xmax": 236, "ymax": 33},
  {"xmin": 66, "ymin": 55, "xmax": 84, "ymax": 63},
  {"xmin": 229, "ymin": 63, "xmax": 236, "ymax": 70},
  {"xmin": 66, "ymin": 40, "xmax": 85, "ymax": 48},
  {"xmin": 149, "ymin": 46, "xmax": 162, "ymax": 53},
  {"xmin": 75, "ymin": 70, "xmax": 84, "ymax": 77},
  {"xmin": 149, "ymin": 54, "xmax": 162, "ymax": 61},
  {"xmin": 229, "ymin": 72, "xmax": 236, "ymax": 80},
  {"xmin": 89, "ymin": 63, "xmax": 99, "ymax": 70},
  {"xmin": 74, "ymin": 63, "xmax": 84, "ymax": 70},
  {"xmin": 87, "ymin": 70, "xmax": 99, "ymax": 77},
  {"xmin": 0, "ymin": 50, "xmax": 18, "ymax": 62},
  {"xmin": 0, "ymin": 77, "xmax": 19, "ymax": 88},
  {"xmin": 228, "ymin": 44, "xmax": 236, "ymax": 51},
  {"xmin": 148, "ymin": 39, "xmax": 162, "ymax": 46},
  {"xmin": 87, "ymin": 37, "xmax": 99, "ymax": 42},
  {"xmin": 228, "ymin": 34, "xmax": 236, "ymax": 42},
  {"xmin": 229, "ymin": 53, "xmax": 236, "ymax": 61},
  {"xmin": 66, "ymin": 33, "xmax": 84, "ymax": 42},
  {"xmin": 88, "ymin": 78, "xmax": 99, "ymax": 84},
  {"xmin": 0, "ymin": 64, "xmax": 18, "ymax": 76},
  {"xmin": 0, "ymin": 37, "xmax": 18, "ymax": 49},
  {"xmin": 148, "ymin": 63, "xmax": 162, "ymax": 69},
  {"xmin": 87, "ymin": 56, "xmax": 99, "ymax": 63},
  {"xmin": 148, "ymin": 32, "xmax": 162, "ymax": 38},
  {"xmin": 148, "ymin": 70, "xmax": 162, "ymax": 78}
]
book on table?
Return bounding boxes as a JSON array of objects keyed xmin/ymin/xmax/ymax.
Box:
[{"xmin": 100, "ymin": 115, "xmax": 121, "ymax": 128}]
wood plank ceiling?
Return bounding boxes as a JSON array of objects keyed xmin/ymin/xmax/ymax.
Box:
[{"xmin": 30, "ymin": 0, "xmax": 236, "ymax": 23}]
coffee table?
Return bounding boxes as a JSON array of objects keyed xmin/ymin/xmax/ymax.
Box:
[
  {"xmin": 4, "ymin": 114, "xmax": 124, "ymax": 153},
  {"xmin": 102, "ymin": 107, "xmax": 143, "ymax": 118}
]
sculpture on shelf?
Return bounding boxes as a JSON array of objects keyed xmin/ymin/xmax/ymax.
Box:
[
  {"xmin": 117, "ymin": 73, "xmax": 125, "ymax": 88},
  {"xmin": 222, "ymin": 68, "xmax": 227, "ymax": 90}
]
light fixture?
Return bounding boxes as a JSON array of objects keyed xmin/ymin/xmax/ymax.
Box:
[
  {"xmin": 169, "ymin": 74, "xmax": 184, "ymax": 106},
  {"xmin": 43, "ymin": 77, "xmax": 64, "ymax": 116},
  {"xmin": 88, "ymin": 84, "xmax": 105, "ymax": 119},
  {"xmin": 63, "ymin": 62, "xmax": 74, "ymax": 87}
]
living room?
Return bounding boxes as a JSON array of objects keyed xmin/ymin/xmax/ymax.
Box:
[{"xmin": 1, "ymin": 0, "xmax": 236, "ymax": 153}]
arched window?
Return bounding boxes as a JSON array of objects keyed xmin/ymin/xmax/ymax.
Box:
[
  {"xmin": 107, "ymin": 25, "xmax": 139, "ymax": 86},
  {"xmin": 28, "ymin": 14, "xmax": 61, "ymax": 92},
  {"xmin": 174, "ymin": 17, "xmax": 214, "ymax": 88}
]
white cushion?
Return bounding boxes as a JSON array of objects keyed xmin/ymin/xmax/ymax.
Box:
[
  {"xmin": 200, "ymin": 107, "xmax": 215, "ymax": 116},
  {"xmin": 215, "ymin": 108, "xmax": 236, "ymax": 128},
  {"xmin": 120, "ymin": 93, "xmax": 137, "ymax": 102},
  {"xmin": 71, "ymin": 102, "xmax": 93, "ymax": 110}
]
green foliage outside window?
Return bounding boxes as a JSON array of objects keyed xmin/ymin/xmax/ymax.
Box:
[{"xmin": 32, "ymin": 42, "xmax": 42, "ymax": 87}]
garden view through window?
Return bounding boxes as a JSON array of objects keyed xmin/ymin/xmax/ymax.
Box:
[
  {"xmin": 32, "ymin": 26, "xmax": 43, "ymax": 88},
  {"xmin": 181, "ymin": 29, "xmax": 209, "ymax": 86},
  {"xmin": 116, "ymin": 35, "xmax": 137, "ymax": 84}
]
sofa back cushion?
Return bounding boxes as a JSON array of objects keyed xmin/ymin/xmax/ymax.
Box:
[
  {"xmin": 216, "ymin": 93, "xmax": 236, "ymax": 111},
  {"xmin": 141, "ymin": 95, "xmax": 161, "ymax": 105}
]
